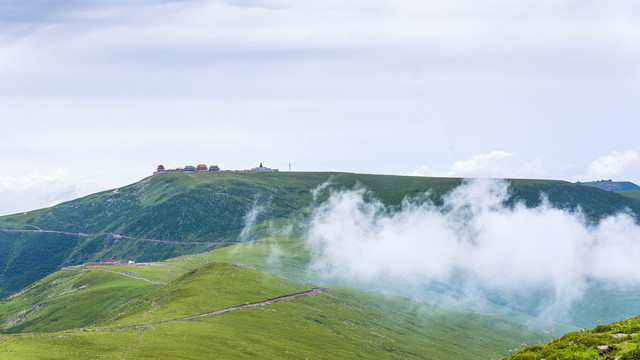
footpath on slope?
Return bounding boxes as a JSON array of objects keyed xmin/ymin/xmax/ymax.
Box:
[
  {"xmin": 87, "ymin": 268, "xmax": 167, "ymax": 285},
  {"xmin": 0, "ymin": 228, "xmax": 243, "ymax": 245},
  {"xmin": 92, "ymin": 288, "xmax": 327, "ymax": 332},
  {"xmin": 0, "ymin": 288, "xmax": 326, "ymax": 337}
]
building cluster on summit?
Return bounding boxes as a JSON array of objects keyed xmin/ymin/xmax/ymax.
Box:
[{"xmin": 153, "ymin": 163, "xmax": 278, "ymax": 175}]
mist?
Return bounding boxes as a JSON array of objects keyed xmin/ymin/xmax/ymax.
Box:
[
  {"xmin": 305, "ymin": 179, "xmax": 640, "ymax": 319},
  {"xmin": 237, "ymin": 201, "xmax": 265, "ymax": 243}
]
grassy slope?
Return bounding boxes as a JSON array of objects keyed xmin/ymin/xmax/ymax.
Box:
[
  {"xmin": 0, "ymin": 172, "xmax": 464, "ymax": 297},
  {"xmin": 0, "ymin": 254, "xmax": 551, "ymax": 359},
  {"xmin": 619, "ymin": 190, "xmax": 640, "ymax": 200},
  {"xmin": 187, "ymin": 233, "xmax": 581, "ymax": 337},
  {"xmin": 505, "ymin": 315, "xmax": 640, "ymax": 360},
  {"xmin": 4, "ymin": 173, "xmax": 639, "ymax": 239},
  {"xmin": 1, "ymin": 173, "xmax": 639, "ymax": 338},
  {"xmin": 0, "ymin": 269, "xmax": 155, "ymax": 334},
  {"xmin": 507, "ymin": 179, "xmax": 640, "ymax": 219},
  {"xmin": 2, "ymin": 172, "xmax": 640, "ymax": 299},
  {"xmin": 167, "ymin": 226, "xmax": 639, "ymax": 336},
  {"xmin": 576, "ymin": 181, "xmax": 640, "ymax": 192}
]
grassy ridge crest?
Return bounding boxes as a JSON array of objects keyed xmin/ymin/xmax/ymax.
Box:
[{"xmin": 1, "ymin": 172, "xmax": 639, "ymax": 306}]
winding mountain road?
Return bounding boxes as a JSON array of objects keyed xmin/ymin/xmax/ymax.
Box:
[{"xmin": 0, "ymin": 228, "xmax": 241, "ymax": 246}]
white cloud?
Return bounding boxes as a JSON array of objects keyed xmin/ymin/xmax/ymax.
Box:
[
  {"xmin": 412, "ymin": 149, "xmax": 640, "ymax": 182},
  {"xmin": 517, "ymin": 157, "xmax": 547, "ymax": 178},
  {"xmin": 306, "ymin": 179, "xmax": 640, "ymax": 318},
  {"xmin": 0, "ymin": 0, "xmax": 639, "ymax": 215},
  {"xmin": 1, "ymin": 169, "xmax": 65, "ymax": 192},
  {"xmin": 411, "ymin": 151, "xmax": 551, "ymax": 179},
  {"xmin": 0, "ymin": 169, "xmax": 99, "ymax": 215},
  {"xmin": 586, "ymin": 150, "xmax": 639, "ymax": 180},
  {"xmin": 409, "ymin": 165, "xmax": 434, "ymax": 177},
  {"xmin": 2, "ymin": 0, "xmax": 640, "ymax": 100},
  {"xmin": 449, "ymin": 151, "xmax": 513, "ymax": 177}
]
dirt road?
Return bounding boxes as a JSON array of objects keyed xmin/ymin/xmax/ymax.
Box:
[
  {"xmin": 92, "ymin": 287, "xmax": 326, "ymax": 332},
  {"xmin": 0, "ymin": 228, "xmax": 241, "ymax": 246},
  {"xmin": 0, "ymin": 288, "xmax": 326, "ymax": 337}
]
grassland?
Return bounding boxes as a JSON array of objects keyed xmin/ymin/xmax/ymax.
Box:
[
  {"xmin": 0, "ymin": 172, "xmax": 465, "ymax": 298},
  {"xmin": 0, "ymin": 268, "xmax": 156, "ymax": 334},
  {"xmin": 1, "ymin": 172, "xmax": 640, "ymax": 358},
  {"xmin": 505, "ymin": 315, "xmax": 640, "ymax": 359},
  {"xmin": 576, "ymin": 181, "xmax": 640, "ymax": 192},
  {"xmin": 619, "ymin": 190, "xmax": 640, "ymax": 200},
  {"xmin": 2, "ymin": 172, "xmax": 639, "ymax": 299},
  {"xmin": 0, "ymin": 249, "xmax": 552, "ymax": 359}
]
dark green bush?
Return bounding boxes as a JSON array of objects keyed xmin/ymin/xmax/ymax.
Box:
[
  {"xmin": 593, "ymin": 324, "xmax": 613, "ymax": 333},
  {"xmin": 620, "ymin": 348, "xmax": 640, "ymax": 360}
]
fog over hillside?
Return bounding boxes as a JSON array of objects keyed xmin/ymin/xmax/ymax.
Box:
[{"xmin": 305, "ymin": 179, "xmax": 640, "ymax": 318}]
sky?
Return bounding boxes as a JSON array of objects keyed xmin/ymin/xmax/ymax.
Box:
[{"xmin": 1, "ymin": 0, "xmax": 639, "ymax": 216}]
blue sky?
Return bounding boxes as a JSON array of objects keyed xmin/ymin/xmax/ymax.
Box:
[{"xmin": 1, "ymin": 0, "xmax": 639, "ymax": 215}]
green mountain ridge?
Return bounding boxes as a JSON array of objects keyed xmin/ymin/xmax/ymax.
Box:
[
  {"xmin": 2, "ymin": 172, "xmax": 639, "ymax": 299},
  {"xmin": 1, "ymin": 171, "xmax": 640, "ymax": 358},
  {"xmin": 576, "ymin": 180, "xmax": 640, "ymax": 192}
]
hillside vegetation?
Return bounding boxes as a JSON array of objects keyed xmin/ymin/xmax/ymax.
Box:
[
  {"xmin": 620, "ymin": 190, "xmax": 640, "ymax": 200},
  {"xmin": 0, "ymin": 250, "xmax": 551, "ymax": 359},
  {"xmin": 576, "ymin": 180, "xmax": 640, "ymax": 192},
  {"xmin": 2, "ymin": 172, "xmax": 640, "ymax": 358},
  {"xmin": 2, "ymin": 172, "xmax": 639, "ymax": 298},
  {"xmin": 505, "ymin": 315, "xmax": 640, "ymax": 359}
]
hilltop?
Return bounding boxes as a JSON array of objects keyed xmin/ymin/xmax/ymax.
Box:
[
  {"xmin": 2, "ymin": 172, "xmax": 640, "ymax": 298},
  {"xmin": 576, "ymin": 180, "xmax": 640, "ymax": 192}
]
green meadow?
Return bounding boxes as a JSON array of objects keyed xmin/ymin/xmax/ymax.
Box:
[
  {"xmin": 505, "ymin": 315, "xmax": 640, "ymax": 359},
  {"xmin": 1, "ymin": 172, "xmax": 640, "ymax": 358},
  {"xmin": 619, "ymin": 190, "xmax": 640, "ymax": 200},
  {"xmin": 1, "ymin": 251, "xmax": 551, "ymax": 359},
  {"xmin": 2, "ymin": 172, "xmax": 639, "ymax": 298}
]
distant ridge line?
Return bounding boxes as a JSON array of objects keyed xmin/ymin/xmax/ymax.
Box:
[{"xmin": 0, "ymin": 228, "xmax": 241, "ymax": 245}]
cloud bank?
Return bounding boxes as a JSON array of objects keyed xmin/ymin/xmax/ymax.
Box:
[
  {"xmin": 410, "ymin": 151, "xmax": 550, "ymax": 179},
  {"xmin": 0, "ymin": 169, "xmax": 97, "ymax": 215},
  {"xmin": 411, "ymin": 149, "xmax": 640, "ymax": 181},
  {"xmin": 587, "ymin": 150, "xmax": 639, "ymax": 180},
  {"xmin": 306, "ymin": 179, "xmax": 640, "ymax": 315}
]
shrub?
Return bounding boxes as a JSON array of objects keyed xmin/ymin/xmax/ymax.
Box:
[
  {"xmin": 620, "ymin": 348, "xmax": 640, "ymax": 360},
  {"xmin": 593, "ymin": 324, "xmax": 613, "ymax": 333}
]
